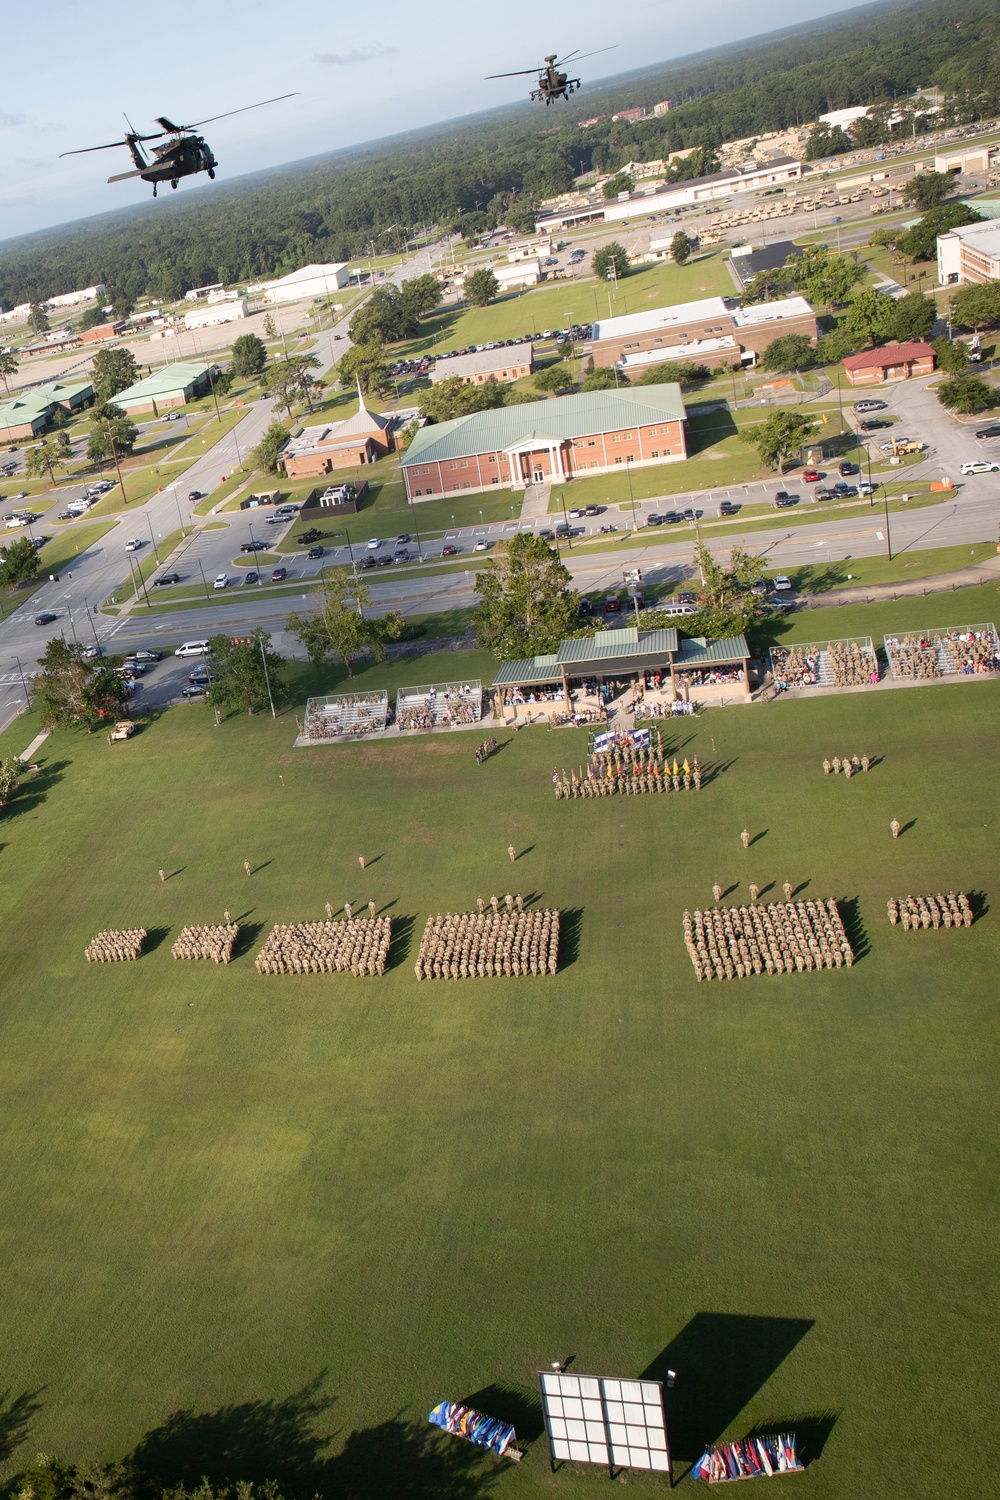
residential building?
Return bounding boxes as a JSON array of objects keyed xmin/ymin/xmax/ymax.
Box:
[
  {"xmin": 112, "ymin": 361, "xmax": 218, "ymax": 414},
  {"xmin": 400, "ymin": 385, "xmax": 687, "ymax": 500},
  {"xmin": 431, "ymin": 345, "xmax": 534, "ymax": 386},
  {"xmin": 591, "ymin": 294, "xmax": 817, "ymax": 370},
  {"xmin": 535, "ymin": 155, "xmax": 805, "ymax": 231},
  {"xmin": 612, "ymin": 107, "xmax": 646, "ymax": 124},
  {"xmin": 278, "ymin": 389, "xmax": 414, "ymax": 478},
  {"xmin": 653, "ymin": 101, "xmax": 672, "ymax": 115},
  {"xmin": 936, "ymin": 219, "xmax": 1000, "ymax": 285},
  {"xmin": 0, "ymin": 379, "xmax": 93, "ymax": 442},
  {"xmin": 184, "ymin": 298, "xmax": 249, "ymax": 330},
  {"xmin": 263, "ymin": 263, "xmax": 351, "ymax": 304},
  {"xmin": 79, "ymin": 320, "xmax": 128, "ymax": 344},
  {"xmin": 842, "ymin": 341, "xmax": 935, "ymax": 386},
  {"xmin": 493, "ymin": 627, "xmax": 751, "ymax": 707}
]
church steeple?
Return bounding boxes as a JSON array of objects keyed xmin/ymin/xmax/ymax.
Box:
[{"xmin": 356, "ymin": 375, "xmax": 368, "ymax": 414}]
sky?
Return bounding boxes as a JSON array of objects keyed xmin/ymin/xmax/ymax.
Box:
[{"xmin": 0, "ymin": 0, "xmax": 872, "ymax": 242}]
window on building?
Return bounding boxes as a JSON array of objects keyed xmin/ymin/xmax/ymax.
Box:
[
  {"xmin": 623, "ymin": 432, "xmax": 633, "ymax": 439},
  {"xmin": 460, "ymin": 460, "xmax": 469, "ymax": 469},
  {"xmin": 422, "ymin": 466, "xmax": 430, "ymax": 474},
  {"xmin": 462, "ymin": 481, "xmax": 471, "ymax": 489},
  {"xmin": 589, "ymin": 461, "xmax": 598, "ymax": 469},
  {"xmin": 492, "ymin": 476, "xmax": 499, "ymax": 484},
  {"xmin": 651, "ymin": 450, "xmax": 659, "ymax": 458},
  {"xmin": 414, "ymin": 488, "xmax": 422, "ymax": 497},
  {"xmin": 587, "ymin": 439, "xmax": 596, "ymax": 447},
  {"xmin": 449, "ymin": 462, "xmax": 457, "ymax": 470},
  {"xmin": 615, "ymin": 456, "xmax": 623, "ymax": 464}
]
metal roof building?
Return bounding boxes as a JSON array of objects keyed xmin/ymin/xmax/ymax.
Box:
[
  {"xmin": 0, "ymin": 379, "xmax": 94, "ymax": 441},
  {"xmin": 263, "ymin": 263, "xmax": 351, "ymax": 304},
  {"xmin": 112, "ymin": 361, "xmax": 217, "ymax": 414},
  {"xmin": 492, "ymin": 627, "xmax": 751, "ymax": 705},
  {"xmin": 431, "ymin": 343, "xmax": 534, "ymax": 386},
  {"xmin": 401, "ymin": 386, "xmax": 687, "ymax": 499}
]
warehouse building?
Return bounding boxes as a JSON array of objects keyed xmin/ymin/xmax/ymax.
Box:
[
  {"xmin": 112, "ymin": 361, "xmax": 217, "ymax": 414},
  {"xmin": 264, "ymin": 263, "xmax": 351, "ymax": 304},
  {"xmin": 431, "ymin": 344, "xmax": 534, "ymax": 386},
  {"xmin": 401, "ymin": 385, "xmax": 686, "ymax": 500},
  {"xmin": 44, "ymin": 284, "xmax": 106, "ymax": 309},
  {"xmin": 79, "ymin": 320, "xmax": 128, "ymax": 344},
  {"xmin": 0, "ymin": 379, "xmax": 93, "ymax": 442},
  {"xmin": 184, "ymin": 298, "xmax": 249, "ymax": 330},
  {"xmin": 591, "ymin": 294, "xmax": 816, "ymax": 370},
  {"xmin": 535, "ymin": 155, "xmax": 805, "ymax": 231}
]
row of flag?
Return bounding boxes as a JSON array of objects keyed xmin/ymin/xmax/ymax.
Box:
[
  {"xmin": 428, "ymin": 1400, "xmax": 518, "ymax": 1460},
  {"xmin": 692, "ymin": 1432, "xmax": 801, "ymax": 1484}
]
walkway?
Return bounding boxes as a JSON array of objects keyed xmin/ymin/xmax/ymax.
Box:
[{"xmin": 518, "ymin": 482, "xmax": 551, "ymax": 523}]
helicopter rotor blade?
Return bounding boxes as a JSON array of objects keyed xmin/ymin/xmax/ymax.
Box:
[
  {"xmin": 169, "ymin": 93, "xmax": 300, "ymax": 131},
  {"xmin": 61, "ymin": 131, "xmax": 162, "ymax": 157},
  {"xmin": 556, "ymin": 44, "xmax": 618, "ymax": 66},
  {"xmin": 485, "ymin": 67, "xmax": 547, "ymax": 79}
]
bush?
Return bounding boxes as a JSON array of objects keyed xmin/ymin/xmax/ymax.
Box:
[{"xmin": 936, "ymin": 373, "xmax": 997, "ymax": 413}]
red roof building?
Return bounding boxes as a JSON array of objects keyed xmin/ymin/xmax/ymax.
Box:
[{"xmin": 842, "ymin": 341, "xmax": 935, "ymax": 386}]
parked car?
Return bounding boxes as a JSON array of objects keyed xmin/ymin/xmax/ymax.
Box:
[
  {"xmin": 124, "ymin": 538, "xmax": 143, "ymax": 551},
  {"xmin": 153, "ymin": 571, "xmax": 181, "ymax": 586},
  {"xmin": 393, "ymin": 548, "xmax": 409, "ymax": 563},
  {"xmin": 181, "ymin": 684, "xmax": 208, "ymax": 698},
  {"xmin": 244, "ymin": 571, "xmax": 260, "ymax": 584},
  {"xmin": 719, "ymin": 500, "xmax": 739, "ymax": 516},
  {"xmin": 375, "ymin": 554, "xmax": 391, "ymax": 566},
  {"xmin": 175, "ymin": 640, "xmax": 211, "ymax": 657},
  {"xmin": 802, "ymin": 469, "xmax": 822, "ymax": 482},
  {"xmin": 213, "ymin": 573, "xmax": 229, "ymax": 589},
  {"xmin": 34, "ymin": 612, "xmax": 57, "ymax": 625},
  {"xmin": 974, "ymin": 423, "xmax": 1000, "ymax": 439},
  {"xmin": 646, "ymin": 514, "xmax": 663, "ymax": 527},
  {"xmin": 82, "ymin": 645, "xmax": 103, "ymax": 660},
  {"xmin": 773, "ymin": 490, "xmax": 791, "ymax": 504},
  {"xmin": 584, "ymin": 504, "xmax": 601, "ymax": 516},
  {"xmin": 366, "ymin": 537, "xmax": 381, "ymax": 550},
  {"xmin": 854, "ymin": 399, "xmax": 887, "ymax": 412},
  {"xmin": 568, "ymin": 508, "xmax": 584, "ymax": 519},
  {"xmin": 750, "ymin": 580, "xmax": 768, "ymax": 597},
  {"xmin": 860, "ymin": 419, "xmax": 891, "ymax": 432},
  {"xmin": 395, "ymin": 533, "xmax": 410, "ymax": 544},
  {"xmin": 773, "ymin": 575, "xmax": 793, "ymax": 592},
  {"xmin": 188, "ymin": 491, "xmax": 203, "ymax": 502},
  {"xmin": 960, "ymin": 460, "xmax": 1000, "ymax": 475},
  {"xmin": 240, "ymin": 540, "xmax": 267, "ymax": 553},
  {"xmin": 774, "ymin": 493, "xmax": 798, "ymax": 508},
  {"xmin": 473, "ymin": 538, "xmax": 489, "ymax": 552},
  {"xmin": 131, "ymin": 650, "xmax": 162, "ymax": 661},
  {"xmin": 839, "ymin": 461, "xmax": 859, "ymax": 476},
  {"xmin": 578, "ymin": 598, "xmax": 594, "ymax": 616},
  {"xmin": 271, "ymin": 566, "xmax": 288, "ymax": 582},
  {"xmin": 879, "ymin": 437, "xmax": 912, "ymax": 451},
  {"xmin": 307, "ymin": 545, "xmax": 324, "ymax": 559},
  {"xmin": 604, "ymin": 594, "xmax": 622, "ymax": 613},
  {"xmin": 815, "ymin": 488, "xmax": 836, "ymax": 501}
]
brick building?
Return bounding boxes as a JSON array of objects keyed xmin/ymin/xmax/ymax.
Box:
[
  {"xmin": 842, "ymin": 342, "xmax": 935, "ymax": 386},
  {"xmin": 401, "ymin": 386, "xmax": 686, "ymax": 501},
  {"xmin": 79, "ymin": 321, "xmax": 128, "ymax": 344},
  {"xmin": 279, "ymin": 389, "xmax": 415, "ymax": 478},
  {"xmin": 592, "ymin": 294, "xmax": 817, "ymax": 372},
  {"xmin": 430, "ymin": 344, "xmax": 534, "ymax": 386}
]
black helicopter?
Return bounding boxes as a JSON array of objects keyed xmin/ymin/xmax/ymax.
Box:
[
  {"xmin": 486, "ymin": 48, "xmax": 616, "ymax": 105},
  {"xmin": 60, "ymin": 94, "xmax": 298, "ymax": 196}
]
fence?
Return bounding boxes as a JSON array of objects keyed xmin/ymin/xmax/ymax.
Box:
[
  {"xmin": 302, "ymin": 690, "xmax": 389, "ymax": 741},
  {"xmin": 770, "ymin": 637, "xmax": 878, "ymax": 690},
  {"xmin": 395, "ymin": 680, "xmax": 482, "ymax": 732},
  {"xmin": 883, "ymin": 624, "xmax": 999, "ymax": 682}
]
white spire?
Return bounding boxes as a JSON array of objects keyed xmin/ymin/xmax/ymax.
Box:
[{"xmin": 356, "ymin": 375, "xmax": 368, "ymax": 413}]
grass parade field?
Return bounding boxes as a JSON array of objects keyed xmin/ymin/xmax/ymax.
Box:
[{"xmin": 0, "ymin": 661, "xmax": 995, "ymax": 1500}]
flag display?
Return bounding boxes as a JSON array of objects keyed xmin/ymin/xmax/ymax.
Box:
[
  {"xmin": 692, "ymin": 1432, "xmax": 802, "ymax": 1483},
  {"xmin": 428, "ymin": 1400, "xmax": 519, "ymax": 1459}
]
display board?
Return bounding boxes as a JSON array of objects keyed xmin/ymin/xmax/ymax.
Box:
[{"xmin": 538, "ymin": 1371, "xmax": 672, "ymax": 1479}]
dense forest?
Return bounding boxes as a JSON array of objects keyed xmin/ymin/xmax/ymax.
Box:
[{"xmin": 1, "ymin": 0, "xmax": 997, "ymax": 311}]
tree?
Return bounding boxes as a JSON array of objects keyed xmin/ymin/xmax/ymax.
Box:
[
  {"xmin": 950, "ymin": 280, "xmax": 1000, "ymax": 331},
  {"xmin": 0, "ymin": 347, "xmax": 17, "ymax": 394},
  {"xmin": 898, "ymin": 204, "xmax": 982, "ymax": 262},
  {"xmin": 261, "ymin": 354, "xmax": 321, "ymax": 417},
  {"xmin": 91, "ymin": 347, "xmax": 139, "ymax": 400},
  {"xmin": 472, "ymin": 532, "xmax": 580, "ymax": 660},
  {"xmin": 683, "ymin": 543, "xmax": 771, "ymax": 639},
  {"xmin": 581, "ymin": 366, "xmax": 619, "ymax": 391},
  {"xmin": 349, "ymin": 284, "xmax": 420, "ymax": 345},
  {"xmin": 739, "ymin": 410, "xmax": 818, "ymax": 473},
  {"xmin": 936, "ymin": 373, "xmax": 997, "ymax": 413},
  {"xmin": 31, "ymin": 640, "xmax": 129, "ymax": 732},
  {"xmin": 249, "ymin": 420, "xmax": 289, "ymax": 473},
  {"xmin": 400, "ymin": 273, "xmax": 443, "ymax": 315},
  {"xmin": 759, "ymin": 334, "xmax": 816, "ymax": 372},
  {"xmin": 593, "ymin": 242, "xmax": 630, "ymax": 282},
  {"xmin": 88, "ymin": 414, "xmax": 137, "ymax": 466},
  {"xmin": 793, "ymin": 245, "xmax": 865, "ymax": 308},
  {"xmin": 742, "ymin": 266, "xmax": 795, "ymax": 305},
  {"xmin": 602, "ymin": 172, "xmax": 633, "ymax": 200},
  {"xmin": 25, "ymin": 439, "xmax": 64, "ymax": 485},
  {"xmin": 845, "ymin": 287, "xmax": 898, "ymax": 348},
  {"xmin": 670, "ymin": 230, "xmax": 693, "ymax": 266},
  {"xmin": 229, "ymin": 333, "xmax": 268, "ymax": 378},
  {"xmin": 287, "ymin": 567, "xmax": 404, "ymax": 678},
  {"xmin": 0, "ymin": 536, "xmax": 39, "ymax": 587},
  {"xmin": 932, "ymin": 336, "xmax": 970, "ymax": 375},
  {"xmin": 262, "ymin": 313, "xmax": 278, "ymax": 342},
  {"xmin": 888, "ymin": 290, "xmax": 936, "ymax": 342},
  {"xmin": 804, "ymin": 122, "xmax": 853, "ymax": 159},
  {"xmin": 635, "ymin": 361, "xmax": 710, "ymax": 387},
  {"xmin": 27, "ymin": 302, "xmax": 50, "ymax": 335},
  {"xmin": 814, "ymin": 326, "xmax": 863, "ymax": 364},
  {"xmin": 207, "ymin": 630, "xmax": 287, "ymax": 716},
  {"xmin": 903, "ymin": 171, "xmax": 951, "ymax": 211},
  {"xmin": 337, "ymin": 343, "xmax": 393, "ymax": 398},
  {"xmin": 465, "ymin": 268, "xmax": 500, "ymax": 307},
  {"xmin": 420, "ymin": 375, "xmax": 509, "ymax": 424},
  {"xmin": 533, "ymin": 364, "xmax": 574, "ymax": 393}
]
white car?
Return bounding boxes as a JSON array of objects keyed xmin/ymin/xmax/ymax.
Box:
[
  {"xmin": 124, "ymin": 538, "xmax": 143, "ymax": 551},
  {"xmin": 474, "ymin": 538, "xmax": 489, "ymax": 552},
  {"xmin": 366, "ymin": 537, "xmax": 381, "ymax": 550},
  {"xmin": 213, "ymin": 573, "xmax": 229, "ymax": 589},
  {"xmin": 568, "ymin": 508, "xmax": 584, "ymax": 519},
  {"xmin": 4, "ymin": 517, "xmax": 27, "ymax": 529},
  {"xmin": 879, "ymin": 437, "xmax": 913, "ymax": 451},
  {"xmin": 772, "ymin": 575, "xmax": 793, "ymax": 592},
  {"xmin": 175, "ymin": 640, "xmax": 211, "ymax": 657},
  {"xmin": 960, "ymin": 460, "xmax": 1000, "ymax": 475}
]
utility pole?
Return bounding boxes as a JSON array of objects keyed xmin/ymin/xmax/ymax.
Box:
[
  {"xmin": 107, "ymin": 427, "xmax": 128, "ymax": 505},
  {"xmin": 883, "ymin": 488, "xmax": 893, "ymax": 561},
  {"xmin": 258, "ymin": 630, "xmax": 276, "ymax": 718}
]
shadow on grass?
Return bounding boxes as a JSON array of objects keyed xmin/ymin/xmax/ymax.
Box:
[
  {"xmin": 234, "ymin": 922, "xmax": 265, "ymax": 960},
  {"xmin": 124, "ymin": 1376, "xmax": 497, "ymax": 1500},
  {"xmin": 701, "ymin": 759, "xmax": 737, "ymax": 788},
  {"xmin": 785, "ymin": 562, "xmax": 851, "ymax": 594},
  {"xmin": 745, "ymin": 1411, "xmax": 839, "ymax": 1467},
  {"xmin": 968, "ymin": 889, "xmax": 989, "ymax": 922},
  {"xmin": 642, "ymin": 1313, "xmax": 814, "ymax": 1465},
  {"xmin": 11, "ymin": 759, "xmax": 70, "ymax": 819},
  {"xmin": 143, "ymin": 927, "xmax": 172, "ymax": 955},
  {"xmin": 0, "ymin": 1388, "xmax": 44, "ymax": 1464},
  {"xmin": 837, "ymin": 896, "xmax": 869, "ymax": 963},
  {"xmin": 558, "ymin": 907, "xmax": 583, "ymax": 969},
  {"xmin": 386, "ymin": 913, "xmax": 416, "ymax": 971},
  {"xmin": 461, "ymin": 1383, "xmax": 544, "ymax": 1445}
]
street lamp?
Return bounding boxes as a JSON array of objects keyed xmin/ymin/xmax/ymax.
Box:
[
  {"xmin": 146, "ymin": 512, "xmax": 160, "ymax": 562},
  {"xmin": 126, "ymin": 549, "xmax": 151, "ymax": 608},
  {"xmin": 883, "ymin": 487, "xmax": 893, "ymax": 561},
  {"xmin": 248, "ymin": 519, "xmax": 264, "ymax": 583},
  {"xmin": 625, "ymin": 455, "xmax": 638, "ymax": 533},
  {"xmin": 558, "ymin": 492, "xmax": 573, "ymax": 550}
]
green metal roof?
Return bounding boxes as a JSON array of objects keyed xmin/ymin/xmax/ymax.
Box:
[
  {"xmin": 114, "ymin": 361, "xmax": 214, "ymax": 404},
  {"xmin": 556, "ymin": 626, "xmax": 678, "ymax": 664},
  {"xmin": 674, "ymin": 633, "xmax": 749, "ymax": 666},
  {"xmin": 492, "ymin": 658, "xmax": 566, "ymax": 687},
  {"xmin": 0, "ymin": 379, "xmax": 93, "ymax": 431},
  {"xmin": 402, "ymin": 385, "xmax": 686, "ymax": 469}
]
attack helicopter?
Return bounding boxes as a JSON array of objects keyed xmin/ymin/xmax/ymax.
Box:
[
  {"xmin": 486, "ymin": 48, "xmax": 616, "ymax": 105},
  {"xmin": 60, "ymin": 94, "xmax": 298, "ymax": 196}
]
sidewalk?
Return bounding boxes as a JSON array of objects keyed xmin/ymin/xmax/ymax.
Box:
[{"xmin": 796, "ymin": 552, "xmax": 1000, "ymax": 610}]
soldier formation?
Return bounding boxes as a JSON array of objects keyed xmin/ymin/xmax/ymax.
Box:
[
  {"xmin": 475, "ymin": 737, "xmax": 498, "ymax": 765},
  {"xmin": 888, "ymin": 892, "xmax": 973, "ymax": 930},
  {"xmin": 683, "ymin": 899, "xmax": 854, "ymax": 981},
  {"xmin": 415, "ymin": 898, "xmax": 559, "ymax": 979},
  {"xmin": 822, "ymin": 754, "xmax": 872, "ymax": 776},
  {"xmin": 172, "ymin": 924, "xmax": 239, "ymax": 963},
  {"xmin": 556, "ymin": 730, "xmax": 702, "ymax": 799},
  {"xmin": 827, "ymin": 640, "xmax": 879, "ymax": 687},
  {"xmin": 301, "ymin": 692, "xmax": 389, "ymax": 741},
  {"xmin": 85, "ymin": 928, "xmax": 147, "ymax": 962},
  {"xmin": 255, "ymin": 916, "xmax": 392, "ymax": 976}
]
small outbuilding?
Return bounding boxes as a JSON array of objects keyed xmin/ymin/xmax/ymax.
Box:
[{"xmin": 842, "ymin": 341, "xmax": 935, "ymax": 386}]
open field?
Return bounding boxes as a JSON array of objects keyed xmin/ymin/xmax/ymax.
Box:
[{"xmin": 0, "ymin": 648, "xmax": 994, "ymax": 1498}]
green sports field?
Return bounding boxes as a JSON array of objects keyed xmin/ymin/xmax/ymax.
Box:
[{"xmin": 0, "ymin": 656, "xmax": 995, "ymax": 1500}]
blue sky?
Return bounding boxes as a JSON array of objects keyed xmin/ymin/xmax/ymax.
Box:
[{"xmin": 1, "ymin": 0, "xmax": 869, "ymax": 241}]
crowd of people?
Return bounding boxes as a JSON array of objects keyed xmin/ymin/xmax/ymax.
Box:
[
  {"xmin": 937, "ymin": 628, "xmax": 1000, "ymax": 674},
  {"xmin": 414, "ymin": 896, "xmax": 559, "ymax": 979},
  {"xmin": 300, "ymin": 693, "xmax": 389, "ymax": 741},
  {"xmin": 548, "ymin": 706, "xmax": 607, "ymax": 728},
  {"xmin": 822, "ymin": 753, "xmax": 872, "ymax": 776},
  {"xmin": 681, "ymin": 666, "xmax": 744, "ymax": 687},
  {"xmin": 398, "ymin": 685, "xmax": 481, "ymax": 731},
  {"xmin": 772, "ymin": 641, "xmax": 878, "ymax": 691},
  {"xmin": 884, "ymin": 634, "xmax": 943, "ymax": 679},
  {"xmin": 475, "ymin": 737, "xmax": 498, "ymax": 764},
  {"xmin": 172, "ymin": 924, "xmax": 239, "ymax": 963},
  {"xmin": 683, "ymin": 899, "xmax": 854, "ymax": 981},
  {"xmin": 85, "ymin": 928, "xmax": 146, "ymax": 962},
  {"xmin": 255, "ymin": 916, "xmax": 392, "ymax": 975},
  {"xmin": 828, "ymin": 639, "xmax": 879, "ymax": 686},
  {"xmin": 888, "ymin": 892, "xmax": 973, "ymax": 930}
]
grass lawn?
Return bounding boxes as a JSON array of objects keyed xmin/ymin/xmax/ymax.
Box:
[
  {"xmin": 0, "ymin": 660, "xmax": 994, "ymax": 1499},
  {"xmin": 780, "ymin": 542, "xmax": 999, "ymax": 594}
]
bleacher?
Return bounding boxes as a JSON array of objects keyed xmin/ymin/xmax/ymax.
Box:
[
  {"xmin": 884, "ymin": 624, "xmax": 999, "ymax": 681},
  {"xmin": 302, "ymin": 691, "xmax": 389, "ymax": 740},
  {"xmin": 395, "ymin": 680, "xmax": 482, "ymax": 732},
  {"xmin": 770, "ymin": 637, "xmax": 878, "ymax": 690}
]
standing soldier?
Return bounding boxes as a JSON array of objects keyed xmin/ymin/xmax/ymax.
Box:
[
  {"xmin": 244, "ymin": 860, "xmax": 252, "ymax": 877},
  {"xmin": 508, "ymin": 844, "xmax": 517, "ymax": 864},
  {"xmin": 740, "ymin": 827, "xmax": 750, "ymax": 849},
  {"xmin": 358, "ymin": 855, "xmax": 366, "ymax": 871},
  {"xmin": 890, "ymin": 818, "xmax": 901, "ymax": 839},
  {"xmin": 325, "ymin": 902, "xmax": 334, "ymax": 920},
  {"xmin": 159, "ymin": 868, "xmax": 166, "ymax": 883},
  {"xmin": 224, "ymin": 910, "xmax": 232, "ymax": 926},
  {"xmin": 749, "ymin": 883, "xmax": 760, "ymax": 902},
  {"xmin": 712, "ymin": 883, "xmax": 723, "ymax": 904},
  {"xmin": 369, "ymin": 900, "xmax": 377, "ymax": 919},
  {"xmin": 783, "ymin": 881, "xmax": 793, "ymax": 901}
]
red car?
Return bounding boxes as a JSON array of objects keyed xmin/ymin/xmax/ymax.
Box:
[
  {"xmin": 441, "ymin": 544, "xmax": 458, "ymax": 556},
  {"xmin": 802, "ymin": 469, "xmax": 822, "ymax": 483}
]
